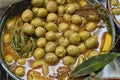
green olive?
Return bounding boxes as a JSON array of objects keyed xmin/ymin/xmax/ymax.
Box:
[
  {"xmin": 111, "ymin": 0, "xmax": 119, "ymax": 6},
  {"xmin": 82, "ymin": 17, "xmax": 87, "ymax": 24},
  {"xmin": 47, "ymin": 13, "xmax": 58, "ymax": 22},
  {"xmin": 55, "ymin": 46, "xmax": 66, "ymax": 57},
  {"xmin": 37, "ymin": 8, "xmax": 48, "ymax": 17},
  {"xmin": 45, "ymin": 42, "xmax": 56, "ymax": 52},
  {"xmin": 85, "ymin": 22, "xmax": 97, "ymax": 32},
  {"xmin": 85, "ymin": 36, "xmax": 98, "ymax": 49},
  {"xmin": 64, "ymin": 30, "xmax": 74, "ymax": 38},
  {"xmin": 23, "ymin": 23, "xmax": 35, "ymax": 35},
  {"xmin": 62, "ymin": 56, "xmax": 75, "ymax": 65},
  {"xmin": 79, "ymin": 0, "xmax": 88, "ymax": 7},
  {"xmin": 35, "ymin": 27, "xmax": 46, "ymax": 37},
  {"xmin": 45, "ymin": 22, "xmax": 57, "ymax": 32},
  {"xmin": 69, "ymin": 32, "xmax": 80, "ymax": 45},
  {"xmin": 87, "ymin": 50, "xmax": 99, "ymax": 58},
  {"xmin": 46, "ymin": 0, "xmax": 58, "ymax": 13},
  {"xmin": 32, "ymin": 7, "xmax": 39, "ymax": 13},
  {"xmin": 58, "ymin": 23, "xmax": 69, "ymax": 32},
  {"xmin": 5, "ymin": 54, "xmax": 14, "ymax": 63},
  {"xmin": 73, "ymin": 3, "xmax": 80, "ymax": 9},
  {"xmin": 45, "ymin": 31, "xmax": 57, "ymax": 41},
  {"xmin": 3, "ymin": 34, "xmax": 11, "ymax": 43},
  {"xmin": 58, "ymin": 37, "xmax": 70, "ymax": 48},
  {"xmin": 58, "ymin": 6, "xmax": 65, "ymax": 15},
  {"xmin": 79, "ymin": 31, "xmax": 91, "ymax": 41},
  {"xmin": 17, "ymin": 58, "xmax": 26, "ymax": 65},
  {"xmin": 78, "ymin": 43, "xmax": 86, "ymax": 53},
  {"xmin": 55, "ymin": 32, "xmax": 63, "ymax": 39},
  {"xmin": 45, "ymin": 53, "xmax": 58, "ymax": 64},
  {"xmin": 71, "ymin": 14, "xmax": 82, "ymax": 25},
  {"xmin": 70, "ymin": 24, "xmax": 79, "ymax": 32},
  {"xmin": 31, "ymin": 18, "xmax": 44, "ymax": 27},
  {"xmin": 77, "ymin": 55, "xmax": 84, "ymax": 65},
  {"xmin": 22, "ymin": 9, "xmax": 33, "ymax": 22},
  {"xmin": 112, "ymin": 8, "xmax": 120, "ymax": 15},
  {"xmin": 63, "ymin": 13, "xmax": 71, "ymax": 22},
  {"xmin": 6, "ymin": 19, "xmax": 16, "ymax": 29},
  {"xmin": 33, "ymin": 48, "xmax": 45, "ymax": 60},
  {"xmin": 31, "ymin": 0, "xmax": 44, "ymax": 7},
  {"xmin": 56, "ymin": 0, "xmax": 66, "ymax": 5},
  {"xmin": 67, "ymin": 45, "xmax": 80, "ymax": 56},
  {"xmin": 36, "ymin": 38, "xmax": 47, "ymax": 48},
  {"xmin": 15, "ymin": 66, "xmax": 25, "ymax": 77},
  {"xmin": 65, "ymin": 3, "xmax": 76, "ymax": 14}
]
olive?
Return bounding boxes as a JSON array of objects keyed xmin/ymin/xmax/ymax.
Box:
[
  {"xmin": 55, "ymin": 46, "xmax": 66, "ymax": 57},
  {"xmin": 47, "ymin": 13, "xmax": 58, "ymax": 22},
  {"xmin": 45, "ymin": 53, "xmax": 58, "ymax": 64},
  {"xmin": 85, "ymin": 36, "xmax": 98, "ymax": 49},
  {"xmin": 111, "ymin": 0, "xmax": 119, "ymax": 6},
  {"xmin": 35, "ymin": 27, "xmax": 46, "ymax": 37},
  {"xmin": 32, "ymin": 7, "xmax": 39, "ymax": 13},
  {"xmin": 15, "ymin": 66, "xmax": 25, "ymax": 77},
  {"xmin": 36, "ymin": 38, "xmax": 47, "ymax": 48},
  {"xmin": 31, "ymin": 18, "xmax": 44, "ymax": 27},
  {"xmin": 58, "ymin": 23, "xmax": 69, "ymax": 32},
  {"xmin": 70, "ymin": 24, "xmax": 79, "ymax": 32},
  {"xmin": 45, "ymin": 31, "xmax": 57, "ymax": 41},
  {"xmin": 79, "ymin": 0, "xmax": 88, "ymax": 7},
  {"xmin": 71, "ymin": 14, "xmax": 82, "ymax": 25},
  {"xmin": 37, "ymin": 8, "xmax": 48, "ymax": 17},
  {"xmin": 112, "ymin": 8, "xmax": 120, "ymax": 15},
  {"xmin": 85, "ymin": 22, "xmax": 97, "ymax": 32},
  {"xmin": 5, "ymin": 54, "xmax": 14, "ymax": 63},
  {"xmin": 73, "ymin": 3, "xmax": 80, "ymax": 9},
  {"xmin": 46, "ymin": 0, "xmax": 58, "ymax": 13},
  {"xmin": 82, "ymin": 17, "xmax": 87, "ymax": 24},
  {"xmin": 88, "ymin": 14, "xmax": 97, "ymax": 20},
  {"xmin": 22, "ymin": 9, "xmax": 33, "ymax": 22},
  {"xmin": 87, "ymin": 50, "xmax": 99, "ymax": 58},
  {"xmin": 31, "ymin": 0, "xmax": 44, "ymax": 7},
  {"xmin": 3, "ymin": 34, "xmax": 11, "ymax": 43},
  {"xmin": 63, "ymin": 13, "xmax": 71, "ymax": 22},
  {"xmin": 6, "ymin": 19, "xmax": 16, "ymax": 29},
  {"xmin": 79, "ymin": 31, "xmax": 91, "ymax": 41},
  {"xmin": 17, "ymin": 58, "xmax": 26, "ymax": 65},
  {"xmin": 45, "ymin": 22, "xmax": 57, "ymax": 32},
  {"xmin": 67, "ymin": 45, "xmax": 80, "ymax": 56},
  {"xmin": 23, "ymin": 23, "xmax": 35, "ymax": 35},
  {"xmin": 69, "ymin": 32, "xmax": 80, "ymax": 45},
  {"xmin": 77, "ymin": 55, "xmax": 84, "ymax": 65},
  {"xmin": 45, "ymin": 42, "xmax": 56, "ymax": 52},
  {"xmin": 65, "ymin": 3, "xmax": 76, "ymax": 14},
  {"xmin": 78, "ymin": 43, "xmax": 86, "ymax": 53},
  {"xmin": 64, "ymin": 30, "xmax": 74, "ymax": 38},
  {"xmin": 55, "ymin": 32, "xmax": 63, "ymax": 39},
  {"xmin": 58, "ymin": 6, "xmax": 65, "ymax": 15},
  {"xmin": 58, "ymin": 37, "xmax": 70, "ymax": 48},
  {"xmin": 62, "ymin": 56, "xmax": 75, "ymax": 65},
  {"xmin": 56, "ymin": 0, "xmax": 66, "ymax": 5},
  {"xmin": 33, "ymin": 48, "xmax": 45, "ymax": 60}
]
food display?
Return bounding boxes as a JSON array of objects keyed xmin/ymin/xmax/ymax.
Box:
[{"xmin": 2, "ymin": 0, "xmax": 113, "ymax": 80}]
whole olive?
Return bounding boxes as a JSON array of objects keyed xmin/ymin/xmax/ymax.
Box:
[
  {"xmin": 31, "ymin": 0, "xmax": 44, "ymax": 7},
  {"xmin": 79, "ymin": 0, "xmax": 88, "ymax": 7},
  {"xmin": 78, "ymin": 43, "xmax": 86, "ymax": 53},
  {"xmin": 17, "ymin": 58, "xmax": 26, "ymax": 65},
  {"xmin": 45, "ymin": 22, "xmax": 57, "ymax": 32},
  {"xmin": 67, "ymin": 45, "xmax": 80, "ymax": 56},
  {"xmin": 55, "ymin": 32, "xmax": 63, "ymax": 39},
  {"xmin": 70, "ymin": 24, "xmax": 79, "ymax": 32},
  {"xmin": 64, "ymin": 30, "xmax": 74, "ymax": 38},
  {"xmin": 58, "ymin": 23, "xmax": 69, "ymax": 32},
  {"xmin": 45, "ymin": 31, "xmax": 57, "ymax": 41},
  {"xmin": 87, "ymin": 50, "xmax": 99, "ymax": 58},
  {"xmin": 63, "ymin": 13, "xmax": 71, "ymax": 22},
  {"xmin": 31, "ymin": 18, "xmax": 44, "ymax": 27},
  {"xmin": 22, "ymin": 9, "xmax": 33, "ymax": 22},
  {"xmin": 36, "ymin": 38, "xmax": 47, "ymax": 48},
  {"xmin": 45, "ymin": 42, "xmax": 56, "ymax": 52},
  {"xmin": 111, "ymin": 0, "xmax": 119, "ymax": 6},
  {"xmin": 5, "ymin": 54, "xmax": 14, "ymax": 63},
  {"xmin": 58, "ymin": 37, "xmax": 70, "ymax": 48},
  {"xmin": 79, "ymin": 31, "xmax": 91, "ymax": 41},
  {"xmin": 56, "ymin": 0, "xmax": 66, "ymax": 5},
  {"xmin": 45, "ymin": 53, "xmax": 58, "ymax": 64},
  {"xmin": 47, "ymin": 13, "xmax": 58, "ymax": 22},
  {"xmin": 35, "ymin": 27, "xmax": 46, "ymax": 37},
  {"xmin": 69, "ymin": 32, "xmax": 80, "ymax": 45},
  {"xmin": 85, "ymin": 22, "xmax": 97, "ymax": 32},
  {"xmin": 37, "ymin": 8, "xmax": 48, "ymax": 17},
  {"xmin": 65, "ymin": 3, "xmax": 76, "ymax": 14},
  {"xmin": 33, "ymin": 48, "xmax": 45, "ymax": 60},
  {"xmin": 62, "ymin": 56, "xmax": 75, "ymax": 65},
  {"xmin": 85, "ymin": 36, "xmax": 98, "ymax": 49},
  {"xmin": 71, "ymin": 14, "xmax": 82, "ymax": 25},
  {"xmin": 46, "ymin": 0, "xmax": 58, "ymax": 13},
  {"xmin": 3, "ymin": 34, "xmax": 11, "ymax": 43},
  {"xmin": 58, "ymin": 6, "xmax": 65, "ymax": 15},
  {"xmin": 55, "ymin": 46, "xmax": 66, "ymax": 57},
  {"xmin": 23, "ymin": 23, "xmax": 35, "ymax": 35},
  {"xmin": 6, "ymin": 19, "xmax": 16, "ymax": 29},
  {"xmin": 15, "ymin": 66, "xmax": 25, "ymax": 77}
]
